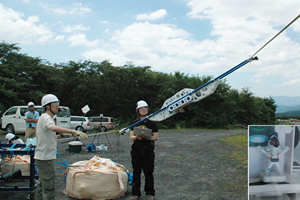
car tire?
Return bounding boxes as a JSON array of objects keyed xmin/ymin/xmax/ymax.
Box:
[
  {"xmin": 6, "ymin": 124, "xmax": 15, "ymax": 134},
  {"xmin": 100, "ymin": 126, "xmax": 107, "ymax": 132},
  {"xmin": 295, "ymin": 126, "xmax": 299, "ymax": 149},
  {"xmin": 76, "ymin": 126, "xmax": 84, "ymax": 132}
]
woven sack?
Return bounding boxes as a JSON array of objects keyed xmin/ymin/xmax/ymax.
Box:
[
  {"xmin": 1, "ymin": 155, "xmax": 31, "ymax": 176},
  {"xmin": 64, "ymin": 156, "xmax": 128, "ymax": 199}
]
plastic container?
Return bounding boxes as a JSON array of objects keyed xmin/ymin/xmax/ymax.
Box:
[
  {"xmin": 96, "ymin": 144, "xmax": 108, "ymax": 151},
  {"xmin": 31, "ymin": 138, "xmax": 36, "ymax": 146},
  {"xmin": 69, "ymin": 141, "xmax": 83, "ymax": 153},
  {"xmin": 26, "ymin": 137, "xmax": 37, "ymax": 146}
]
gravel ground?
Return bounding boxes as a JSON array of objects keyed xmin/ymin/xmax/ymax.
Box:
[{"xmin": 0, "ymin": 129, "xmax": 247, "ymax": 200}]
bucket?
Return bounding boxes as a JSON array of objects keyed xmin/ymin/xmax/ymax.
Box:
[
  {"xmin": 69, "ymin": 141, "xmax": 83, "ymax": 153},
  {"xmin": 249, "ymin": 126, "xmax": 274, "ymax": 147}
]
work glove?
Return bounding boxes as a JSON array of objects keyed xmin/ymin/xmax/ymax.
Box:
[
  {"xmin": 61, "ymin": 133, "xmax": 72, "ymax": 137},
  {"xmin": 71, "ymin": 130, "xmax": 88, "ymax": 140}
]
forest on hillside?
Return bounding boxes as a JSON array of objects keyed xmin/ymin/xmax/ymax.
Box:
[{"xmin": 0, "ymin": 42, "xmax": 277, "ymax": 129}]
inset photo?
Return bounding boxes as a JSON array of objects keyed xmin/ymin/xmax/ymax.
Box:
[{"xmin": 248, "ymin": 125, "xmax": 300, "ymax": 200}]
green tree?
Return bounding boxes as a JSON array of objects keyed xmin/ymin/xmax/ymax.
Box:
[
  {"xmin": 0, "ymin": 42, "xmax": 52, "ymax": 109},
  {"xmin": 0, "ymin": 42, "xmax": 277, "ymax": 129}
]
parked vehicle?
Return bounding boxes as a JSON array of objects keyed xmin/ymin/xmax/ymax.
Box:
[
  {"xmin": 55, "ymin": 106, "xmax": 72, "ymax": 129},
  {"xmin": 89, "ymin": 116, "xmax": 116, "ymax": 132},
  {"xmin": 1, "ymin": 105, "xmax": 71, "ymax": 134},
  {"xmin": 70, "ymin": 116, "xmax": 93, "ymax": 132}
]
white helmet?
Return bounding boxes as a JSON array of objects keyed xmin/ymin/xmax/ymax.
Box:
[
  {"xmin": 136, "ymin": 100, "xmax": 148, "ymax": 110},
  {"xmin": 5, "ymin": 133, "xmax": 15, "ymax": 142},
  {"xmin": 41, "ymin": 94, "xmax": 59, "ymax": 107},
  {"xmin": 28, "ymin": 102, "xmax": 35, "ymax": 107}
]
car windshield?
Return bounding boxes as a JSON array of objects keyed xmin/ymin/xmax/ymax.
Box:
[
  {"xmin": 57, "ymin": 107, "xmax": 71, "ymax": 117},
  {"xmin": 4, "ymin": 108, "xmax": 17, "ymax": 116}
]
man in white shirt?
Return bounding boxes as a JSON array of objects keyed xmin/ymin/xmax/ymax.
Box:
[{"xmin": 34, "ymin": 94, "xmax": 88, "ymax": 200}]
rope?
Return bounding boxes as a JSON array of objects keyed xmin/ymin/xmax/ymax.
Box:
[
  {"xmin": 55, "ymin": 152, "xmax": 70, "ymax": 167},
  {"xmin": 251, "ymin": 14, "xmax": 300, "ymax": 57},
  {"xmin": 58, "ymin": 130, "xmax": 120, "ymax": 143},
  {"xmin": 86, "ymin": 130, "xmax": 120, "ymax": 137}
]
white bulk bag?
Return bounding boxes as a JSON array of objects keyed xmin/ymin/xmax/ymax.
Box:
[
  {"xmin": 64, "ymin": 156, "xmax": 128, "ymax": 199},
  {"xmin": 1, "ymin": 155, "xmax": 31, "ymax": 176}
]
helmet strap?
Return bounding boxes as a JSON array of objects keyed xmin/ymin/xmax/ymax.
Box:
[
  {"xmin": 49, "ymin": 104, "xmax": 56, "ymax": 115},
  {"xmin": 46, "ymin": 104, "xmax": 56, "ymax": 116}
]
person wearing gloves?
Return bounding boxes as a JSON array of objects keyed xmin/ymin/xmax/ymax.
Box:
[
  {"xmin": 5, "ymin": 133, "xmax": 24, "ymax": 144},
  {"xmin": 34, "ymin": 94, "xmax": 88, "ymax": 200},
  {"xmin": 130, "ymin": 100, "xmax": 158, "ymax": 200},
  {"xmin": 24, "ymin": 102, "xmax": 39, "ymax": 143}
]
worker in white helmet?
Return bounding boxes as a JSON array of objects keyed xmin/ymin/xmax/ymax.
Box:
[
  {"xmin": 34, "ymin": 94, "xmax": 88, "ymax": 200},
  {"xmin": 24, "ymin": 101, "xmax": 39, "ymax": 143},
  {"xmin": 5, "ymin": 133, "xmax": 24, "ymax": 144},
  {"xmin": 130, "ymin": 100, "xmax": 158, "ymax": 200}
]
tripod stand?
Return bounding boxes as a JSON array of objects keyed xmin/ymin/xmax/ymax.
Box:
[{"xmin": 90, "ymin": 116, "xmax": 112, "ymax": 150}]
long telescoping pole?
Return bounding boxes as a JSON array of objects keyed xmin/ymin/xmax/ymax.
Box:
[{"xmin": 119, "ymin": 14, "xmax": 300, "ymax": 134}]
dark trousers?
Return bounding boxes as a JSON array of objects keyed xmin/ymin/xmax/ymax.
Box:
[{"xmin": 131, "ymin": 148, "xmax": 155, "ymax": 197}]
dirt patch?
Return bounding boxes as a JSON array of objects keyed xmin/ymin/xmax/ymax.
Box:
[{"xmin": 0, "ymin": 129, "xmax": 247, "ymax": 199}]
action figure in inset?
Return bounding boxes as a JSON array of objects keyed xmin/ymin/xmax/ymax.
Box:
[{"xmin": 257, "ymin": 132, "xmax": 289, "ymax": 176}]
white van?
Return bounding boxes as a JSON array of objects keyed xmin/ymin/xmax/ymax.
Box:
[{"xmin": 1, "ymin": 105, "xmax": 71, "ymax": 134}]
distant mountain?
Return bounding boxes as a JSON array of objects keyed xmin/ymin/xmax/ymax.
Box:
[
  {"xmin": 271, "ymin": 96, "xmax": 300, "ymax": 115},
  {"xmin": 271, "ymin": 96, "xmax": 300, "ymax": 107},
  {"xmin": 275, "ymin": 105, "xmax": 300, "ymax": 114},
  {"xmin": 276, "ymin": 109, "xmax": 300, "ymax": 116}
]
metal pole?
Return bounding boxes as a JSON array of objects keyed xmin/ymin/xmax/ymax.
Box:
[{"xmin": 251, "ymin": 14, "xmax": 300, "ymax": 57}]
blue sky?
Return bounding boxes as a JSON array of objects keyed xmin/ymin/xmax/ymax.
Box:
[{"xmin": 1, "ymin": 0, "xmax": 300, "ymax": 98}]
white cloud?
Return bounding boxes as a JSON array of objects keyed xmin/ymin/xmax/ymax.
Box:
[
  {"xmin": 186, "ymin": 0, "xmax": 300, "ymax": 46},
  {"xmin": 112, "ymin": 22, "xmax": 190, "ymax": 48},
  {"xmin": 185, "ymin": 1, "xmax": 300, "ymax": 70},
  {"xmin": 67, "ymin": 34, "xmax": 99, "ymax": 47},
  {"xmin": 82, "ymin": 0, "xmax": 300, "ymax": 97},
  {"xmin": 1, "ymin": 0, "xmax": 299, "ymax": 97},
  {"xmin": 136, "ymin": 9, "xmax": 167, "ymax": 21},
  {"xmin": 180, "ymin": 0, "xmax": 300, "ymax": 97},
  {"xmin": 250, "ymin": 78, "xmax": 268, "ymax": 83},
  {"xmin": 54, "ymin": 35, "xmax": 64, "ymax": 41},
  {"xmin": 283, "ymin": 79, "xmax": 300, "ymax": 86},
  {"xmin": 82, "ymin": 48, "xmax": 127, "ymax": 66},
  {"xmin": 0, "ymin": 4, "xmax": 54, "ymax": 44},
  {"xmin": 63, "ymin": 24, "xmax": 90, "ymax": 33},
  {"xmin": 40, "ymin": 2, "xmax": 92, "ymax": 16},
  {"xmin": 100, "ymin": 21, "xmax": 110, "ymax": 25},
  {"xmin": 83, "ymin": 22, "xmax": 202, "ymax": 71}
]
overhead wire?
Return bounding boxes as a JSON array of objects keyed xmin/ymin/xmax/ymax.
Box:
[{"xmin": 251, "ymin": 14, "xmax": 300, "ymax": 58}]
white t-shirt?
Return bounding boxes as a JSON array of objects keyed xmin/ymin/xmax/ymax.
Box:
[
  {"xmin": 34, "ymin": 113, "xmax": 57, "ymax": 160},
  {"xmin": 11, "ymin": 138, "xmax": 24, "ymax": 144}
]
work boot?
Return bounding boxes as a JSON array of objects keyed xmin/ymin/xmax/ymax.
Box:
[
  {"xmin": 130, "ymin": 196, "xmax": 139, "ymax": 200},
  {"xmin": 145, "ymin": 195, "xmax": 154, "ymax": 200}
]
